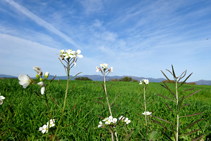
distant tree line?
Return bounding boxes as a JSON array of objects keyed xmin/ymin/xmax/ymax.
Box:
[
  {"xmin": 109, "ymin": 76, "xmax": 139, "ymax": 82},
  {"xmin": 75, "ymin": 77, "xmax": 92, "ymax": 81}
]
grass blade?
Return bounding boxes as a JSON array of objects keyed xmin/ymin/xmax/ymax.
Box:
[
  {"xmin": 184, "ymin": 89, "xmax": 201, "ymax": 99},
  {"xmin": 71, "ymin": 103, "xmax": 77, "ymax": 112}
]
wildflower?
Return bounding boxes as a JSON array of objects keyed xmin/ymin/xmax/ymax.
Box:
[
  {"xmin": 96, "ymin": 66, "xmax": 101, "ymax": 72},
  {"xmin": 119, "ymin": 116, "xmax": 125, "ymax": 121},
  {"xmin": 103, "ymin": 117, "xmax": 111, "ymax": 125},
  {"xmin": 0, "ymin": 95, "xmax": 5, "ymax": 105},
  {"xmin": 142, "ymin": 111, "xmax": 152, "ymax": 116},
  {"xmin": 108, "ymin": 67, "xmax": 113, "ymax": 72},
  {"xmin": 18, "ymin": 74, "xmax": 32, "ymax": 88},
  {"xmin": 37, "ymin": 81, "xmax": 45, "ymax": 95},
  {"xmin": 72, "ymin": 50, "xmax": 83, "ymax": 58},
  {"xmin": 47, "ymin": 119, "xmax": 55, "ymax": 128},
  {"xmin": 98, "ymin": 121, "xmax": 103, "ymax": 128},
  {"xmin": 112, "ymin": 118, "xmax": 117, "ymax": 124},
  {"xmin": 44, "ymin": 72, "xmax": 49, "ymax": 79},
  {"xmin": 100, "ymin": 63, "xmax": 108, "ymax": 69},
  {"xmin": 124, "ymin": 118, "xmax": 131, "ymax": 124},
  {"xmin": 39, "ymin": 124, "xmax": 48, "ymax": 134},
  {"xmin": 63, "ymin": 49, "xmax": 74, "ymax": 59},
  {"xmin": 139, "ymin": 79, "xmax": 149, "ymax": 84},
  {"xmin": 33, "ymin": 66, "xmax": 42, "ymax": 76}
]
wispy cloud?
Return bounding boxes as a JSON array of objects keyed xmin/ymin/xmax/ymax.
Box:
[{"xmin": 4, "ymin": 0, "xmax": 81, "ymax": 49}]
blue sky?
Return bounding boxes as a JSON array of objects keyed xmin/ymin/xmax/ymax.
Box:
[{"xmin": 0, "ymin": 0, "xmax": 211, "ymax": 82}]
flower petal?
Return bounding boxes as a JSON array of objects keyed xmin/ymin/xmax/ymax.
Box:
[{"xmin": 41, "ymin": 87, "xmax": 45, "ymax": 95}]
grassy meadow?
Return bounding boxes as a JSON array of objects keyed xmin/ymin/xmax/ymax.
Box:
[{"xmin": 0, "ymin": 78, "xmax": 211, "ymax": 140}]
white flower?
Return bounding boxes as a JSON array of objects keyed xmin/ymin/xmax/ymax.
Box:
[
  {"xmin": 0, "ymin": 95, "xmax": 5, "ymax": 105},
  {"xmin": 124, "ymin": 118, "xmax": 131, "ymax": 124},
  {"xmin": 112, "ymin": 118, "xmax": 117, "ymax": 124},
  {"xmin": 140, "ymin": 79, "xmax": 149, "ymax": 84},
  {"xmin": 96, "ymin": 66, "xmax": 101, "ymax": 72},
  {"xmin": 47, "ymin": 119, "xmax": 55, "ymax": 128},
  {"xmin": 103, "ymin": 117, "xmax": 112, "ymax": 125},
  {"xmin": 109, "ymin": 67, "xmax": 113, "ymax": 72},
  {"xmin": 100, "ymin": 63, "xmax": 108, "ymax": 69},
  {"xmin": 44, "ymin": 72, "xmax": 49, "ymax": 79},
  {"xmin": 74, "ymin": 50, "xmax": 83, "ymax": 58},
  {"xmin": 18, "ymin": 74, "xmax": 32, "ymax": 88},
  {"xmin": 98, "ymin": 121, "xmax": 103, "ymax": 128},
  {"xmin": 39, "ymin": 124, "xmax": 48, "ymax": 134},
  {"xmin": 33, "ymin": 66, "xmax": 42, "ymax": 75},
  {"xmin": 37, "ymin": 81, "xmax": 45, "ymax": 95},
  {"xmin": 142, "ymin": 111, "xmax": 152, "ymax": 116},
  {"xmin": 119, "ymin": 116, "xmax": 125, "ymax": 121}
]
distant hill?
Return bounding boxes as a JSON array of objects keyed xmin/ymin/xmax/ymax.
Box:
[{"xmin": 1, "ymin": 74, "xmax": 211, "ymax": 85}]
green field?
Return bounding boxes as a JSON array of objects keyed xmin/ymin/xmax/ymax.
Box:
[{"xmin": 0, "ymin": 78, "xmax": 211, "ymax": 140}]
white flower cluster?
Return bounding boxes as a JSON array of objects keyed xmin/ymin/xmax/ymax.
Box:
[
  {"xmin": 39, "ymin": 119, "xmax": 55, "ymax": 134},
  {"xmin": 18, "ymin": 66, "xmax": 49, "ymax": 95},
  {"xmin": 0, "ymin": 93, "xmax": 5, "ymax": 105},
  {"xmin": 59, "ymin": 49, "xmax": 83, "ymax": 66},
  {"xmin": 142, "ymin": 111, "xmax": 152, "ymax": 116},
  {"xmin": 139, "ymin": 79, "xmax": 149, "ymax": 85},
  {"xmin": 98, "ymin": 116, "xmax": 131, "ymax": 128},
  {"xmin": 96, "ymin": 63, "xmax": 113, "ymax": 73}
]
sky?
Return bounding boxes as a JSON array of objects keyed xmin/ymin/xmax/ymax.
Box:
[{"xmin": 0, "ymin": 0, "xmax": 211, "ymax": 82}]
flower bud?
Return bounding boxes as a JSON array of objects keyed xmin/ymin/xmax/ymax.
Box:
[
  {"xmin": 40, "ymin": 78, "xmax": 43, "ymax": 81},
  {"xmin": 44, "ymin": 72, "xmax": 49, "ymax": 79},
  {"xmin": 36, "ymin": 74, "xmax": 40, "ymax": 79}
]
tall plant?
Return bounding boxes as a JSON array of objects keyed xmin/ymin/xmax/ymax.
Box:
[{"xmin": 153, "ymin": 65, "xmax": 205, "ymax": 141}]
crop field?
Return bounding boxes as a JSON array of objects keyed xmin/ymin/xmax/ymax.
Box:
[{"xmin": 0, "ymin": 78, "xmax": 211, "ymax": 140}]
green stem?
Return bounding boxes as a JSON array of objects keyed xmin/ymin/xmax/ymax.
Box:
[
  {"xmin": 144, "ymin": 84, "xmax": 147, "ymax": 138},
  {"xmin": 176, "ymin": 79, "xmax": 179, "ymax": 141},
  {"xmin": 44, "ymin": 89, "xmax": 51, "ymax": 141},
  {"xmin": 103, "ymin": 72, "xmax": 112, "ymax": 117},
  {"xmin": 53, "ymin": 65, "xmax": 70, "ymax": 141}
]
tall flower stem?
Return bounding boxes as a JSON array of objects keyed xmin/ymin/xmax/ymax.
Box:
[
  {"xmin": 53, "ymin": 63, "xmax": 70, "ymax": 141},
  {"xmin": 176, "ymin": 79, "xmax": 179, "ymax": 141},
  {"xmin": 103, "ymin": 72, "xmax": 114, "ymax": 141},
  {"xmin": 103, "ymin": 73, "xmax": 112, "ymax": 117},
  {"xmin": 143, "ymin": 84, "xmax": 148, "ymax": 138},
  {"xmin": 44, "ymin": 94, "xmax": 51, "ymax": 141}
]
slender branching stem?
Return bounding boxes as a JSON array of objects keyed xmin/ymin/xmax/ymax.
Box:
[
  {"xmin": 53, "ymin": 63, "xmax": 70, "ymax": 141},
  {"xmin": 176, "ymin": 78, "xmax": 179, "ymax": 141},
  {"xmin": 44, "ymin": 93, "xmax": 51, "ymax": 141},
  {"xmin": 103, "ymin": 72, "xmax": 112, "ymax": 117},
  {"xmin": 144, "ymin": 84, "xmax": 148, "ymax": 137}
]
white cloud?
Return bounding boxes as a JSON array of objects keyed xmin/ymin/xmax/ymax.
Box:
[{"xmin": 4, "ymin": 0, "xmax": 81, "ymax": 49}]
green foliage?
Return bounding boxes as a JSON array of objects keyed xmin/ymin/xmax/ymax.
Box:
[
  {"xmin": 0, "ymin": 78, "xmax": 211, "ymax": 140},
  {"xmin": 75, "ymin": 77, "xmax": 92, "ymax": 81},
  {"xmin": 119, "ymin": 76, "xmax": 132, "ymax": 82}
]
